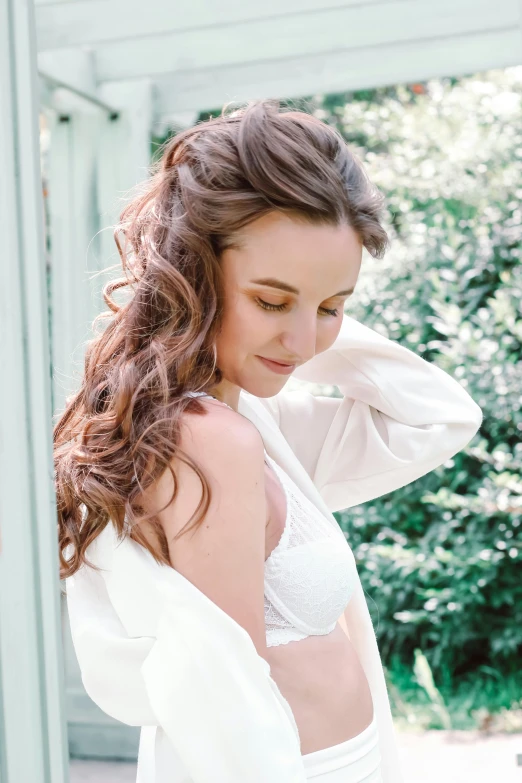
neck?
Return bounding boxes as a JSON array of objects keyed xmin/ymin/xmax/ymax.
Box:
[{"xmin": 206, "ymin": 377, "xmax": 241, "ymax": 412}]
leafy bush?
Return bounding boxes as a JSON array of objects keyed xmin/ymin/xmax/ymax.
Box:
[{"xmin": 310, "ymin": 68, "xmax": 522, "ymax": 680}]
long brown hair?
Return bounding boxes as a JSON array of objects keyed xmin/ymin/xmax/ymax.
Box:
[{"xmin": 54, "ymin": 98, "xmax": 389, "ymax": 579}]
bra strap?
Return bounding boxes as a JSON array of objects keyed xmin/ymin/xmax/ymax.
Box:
[{"xmin": 183, "ymin": 390, "xmax": 236, "ymax": 412}]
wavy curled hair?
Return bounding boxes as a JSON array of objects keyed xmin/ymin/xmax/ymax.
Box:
[{"xmin": 54, "ymin": 98, "xmax": 390, "ymax": 579}]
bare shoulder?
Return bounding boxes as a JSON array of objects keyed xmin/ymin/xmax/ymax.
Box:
[
  {"xmin": 179, "ymin": 396, "xmax": 266, "ymax": 469},
  {"xmin": 170, "ymin": 397, "xmax": 267, "ymax": 542},
  {"xmin": 144, "ymin": 399, "xmax": 266, "ymax": 540}
]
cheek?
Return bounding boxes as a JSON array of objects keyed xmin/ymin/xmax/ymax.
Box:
[
  {"xmin": 316, "ymin": 318, "xmax": 343, "ymax": 353},
  {"xmin": 218, "ymin": 299, "xmax": 263, "ymax": 352}
]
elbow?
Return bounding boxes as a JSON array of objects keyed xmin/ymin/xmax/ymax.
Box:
[
  {"xmin": 81, "ymin": 668, "xmax": 151, "ymax": 727},
  {"xmin": 77, "ymin": 645, "xmax": 158, "ymax": 727},
  {"xmin": 80, "ymin": 665, "xmax": 135, "ymax": 726},
  {"xmin": 461, "ymin": 398, "xmax": 483, "ymax": 438},
  {"xmin": 444, "ymin": 384, "xmax": 483, "ymax": 443},
  {"xmin": 444, "ymin": 403, "xmax": 483, "ymax": 456}
]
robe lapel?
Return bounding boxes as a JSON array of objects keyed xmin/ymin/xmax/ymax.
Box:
[{"xmin": 238, "ymin": 391, "xmax": 344, "ymax": 535}]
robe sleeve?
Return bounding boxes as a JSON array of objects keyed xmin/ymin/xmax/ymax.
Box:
[
  {"xmin": 65, "ymin": 560, "xmax": 307, "ymax": 783},
  {"xmin": 261, "ymin": 313, "xmax": 482, "ymax": 512},
  {"xmin": 141, "ymin": 580, "xmax": 306, "ymax": 782},
  {"xmin": 65, "ymin": 564, "xmax": 157, "ymax": 726}
]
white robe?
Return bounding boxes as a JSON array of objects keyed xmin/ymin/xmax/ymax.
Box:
[{"xmin": 65, "ymin": 313, "xmax": 482, "ymax": 783}]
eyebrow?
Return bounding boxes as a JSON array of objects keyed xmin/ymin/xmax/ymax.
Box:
[{"xmin": 250, "ymin": 277, "xmax": 355, "ymax": 297}]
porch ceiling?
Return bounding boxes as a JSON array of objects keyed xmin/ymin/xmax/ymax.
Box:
[{"xmin": 35, "ymin": 0, "xmax": 522, "ymax": 124}]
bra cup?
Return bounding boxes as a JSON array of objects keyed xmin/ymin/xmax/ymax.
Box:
[
  {"xmin": 263, "ymin": 455, "xmax": 358, "ymax": 646},
  {"xmin": 264, "ymin": 540, "xmax": 357, "ymax": 636}
]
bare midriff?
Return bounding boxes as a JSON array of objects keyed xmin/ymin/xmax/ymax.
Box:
[
  {"xmin": 265, "ymin": 625, "xmax": 374, "ymax": 755},
  {"xmin": 263, "ymin": 461, "xmax": 374, "ymax": 756}
]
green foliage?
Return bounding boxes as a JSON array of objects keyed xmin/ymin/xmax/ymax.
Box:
[
  {"xmin": 412, "ymin": 649, "xmax": 452, "ymax": 729},
  {"xmin": 310, "ymin": 68, "xmax": 522, "ymax": 680},
  {"xmin": 387, "ymin": 656, "xmax": 522, "ymax": 730}
]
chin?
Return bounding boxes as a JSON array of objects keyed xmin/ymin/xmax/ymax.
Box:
[{"xmin": 240, "ymin": 375, "xmax": 291, "ymax": 399}]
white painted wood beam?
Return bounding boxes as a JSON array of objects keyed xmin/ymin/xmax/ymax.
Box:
[
  {"xmin": 46, "ymin": 107, "xmax": 103, "ymax": 415},
  {"xmin": 38, "ymin": 48, "xmax": 96, "ymax": 96},
  {"xmin": 0, "ymin": 0, "xmax": 69, "ymax": 779},
  {"xmin": 36, "ymin": 0, "xmax": 393, "ymax": 50},
  {"xmin": 95, "ymin": 80, "xmax": 153, "ymax": 317},
  {"xmin": 89, "ymin": 0, "xmax": 520, "ymax": 83},
  {"xmin": 37, "ymin": 48, "xmax": 119, "ymax": 115},
  {"xmin": 35, "ymin": 0, "xmax": 522, "ymax": 122},
  {"xmin": 152, "ymin": 26, "xmax": 522, "ymax": 114}
]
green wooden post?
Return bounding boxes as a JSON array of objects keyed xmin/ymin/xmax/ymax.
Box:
[{"xmin": 0, "ymin": 0, "xmax": 69, "ymax": 781}]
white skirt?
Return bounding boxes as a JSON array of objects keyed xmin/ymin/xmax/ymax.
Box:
[{"xmin": 301, "ymin": 717, "xmax": 382, "ymax": 781}]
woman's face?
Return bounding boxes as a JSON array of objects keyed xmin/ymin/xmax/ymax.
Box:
[{"xmin": 214, "ymin": 211, "xmax": 362, "ymax": 400}]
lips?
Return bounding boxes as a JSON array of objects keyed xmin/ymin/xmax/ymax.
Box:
[{"xmin": 256, "ymin": 356, "xmax": 297, "ymax": 375}]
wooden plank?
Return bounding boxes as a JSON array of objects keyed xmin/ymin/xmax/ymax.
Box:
[
  {"xmin": 95, "ymin": 80, "xmax": 153, "ymax": 316},
  {"xmin": 35, "ymin": 0, "xmax": 76, "ymax": 5},
  {"xmin": 47, "ymin": 108, "xmax": 102, "ymax": 416},
  {"xmin": 88, "ymin": 0, "xmax": 520, "ymax": 83},
  {"xmin": 0, "ymin": 0, "xmax": 69, "ymax": 780},
  {"xmin": 38, "ymin": 48, "xmax": 100, "ymax": 110},
  {"xmin": 36, "ymin": 0, "xmax": 398, "ymax": 50},
  {"xmin": 152, "ymin": 27, "xmax": 522, "ymax": 114}
]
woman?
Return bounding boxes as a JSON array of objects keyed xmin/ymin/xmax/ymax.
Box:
[{"xmin": 56, "ymin": 99, "xmax": 482, "ymax": 783}]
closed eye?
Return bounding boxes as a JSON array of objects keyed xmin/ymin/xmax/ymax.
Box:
[{"xmin": 255, "ymin": 298, "xmax": 339, "ymax": 317}]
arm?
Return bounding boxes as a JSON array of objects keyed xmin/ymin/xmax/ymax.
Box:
[
  {"xmin": 140, "ymin": 405, "xmax": 304, "ymax": 780},
  {"xmin": 65, "ymin": 404, "xmax": 306, "ymax": 782},
  {"xmin": 261, "ymin": 313, "xmax": 482, "ymax": 512},
  {"xmin": 152, "ymin": 403, "xmax": 270, "ymax": 659}
]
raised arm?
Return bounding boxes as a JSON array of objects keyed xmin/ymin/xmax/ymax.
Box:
[{"xmin": 261, "ymin": 313, "xmax": 482, "ymax": 512}]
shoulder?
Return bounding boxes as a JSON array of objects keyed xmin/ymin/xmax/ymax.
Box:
[
  {"xmin": 180, "ymin": 396, "xmax": 266, "ymax": 470},
  {"xmin": 142, "ymin": 398, "xmax": 267, "ymax": 546}
]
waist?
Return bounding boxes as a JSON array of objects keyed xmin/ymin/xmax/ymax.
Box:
[
  {"xmin": 265, "ymin": 623, "xmax": 374, "ymax": 755},
  {"xmin": 302, "ymin": 715, "xmax": 382, "ymax": 781}
]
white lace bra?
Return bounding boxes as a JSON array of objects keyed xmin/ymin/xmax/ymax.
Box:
[
  {"xmin": 183, "ymin": 391, "xmax": 358, "ymax": 648},
  {"xmin": 262, "ymin": 451, "xmax": 357, "ymax": 647}
]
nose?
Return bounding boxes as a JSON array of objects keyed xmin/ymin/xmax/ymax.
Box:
[{"xmin": 281, "ymin": 315, "xmax": 317, "ymax": 364}]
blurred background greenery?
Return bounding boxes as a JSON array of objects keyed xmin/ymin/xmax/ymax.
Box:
[
  {"xmin": 326, "ymin": 68, "xmax": 521, "ymax": 732},
  {"xmin": 182, "ymin": 67, "xmax": 522, "ymax": 733}
]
